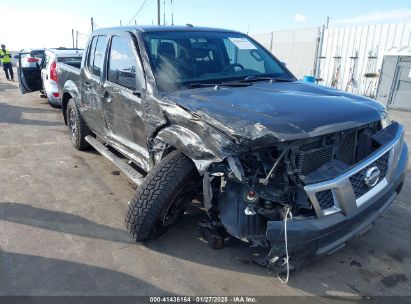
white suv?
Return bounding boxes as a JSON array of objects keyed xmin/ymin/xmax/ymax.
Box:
[{"xmin": 41, "ymin": 49, "xmax": 82, "ymax": 107}]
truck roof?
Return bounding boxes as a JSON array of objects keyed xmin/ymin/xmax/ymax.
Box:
[
  {"xmin": 92, "ymin": 25, "xmax": 241, "ymax": 34},
  {"xmin": 45, "ymin": 49, "xmax": 83, "ymax": 57}
]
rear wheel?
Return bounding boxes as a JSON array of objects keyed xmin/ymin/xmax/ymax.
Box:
[
  {"xmin": 126, "ymin": 151, "xmax": 199, "ymax": 242},
  {"xmin": 66, "ymin": 98, "xmax": 91, "ymax": 150}
]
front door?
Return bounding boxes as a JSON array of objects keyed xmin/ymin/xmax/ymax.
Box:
[
  {"xmin": 18, "ymin": 52, "xmax": 43, "ymax": 94},
  {"xmin": 101, "ymin": 34, "xmax": 150, "ymax": 170}
]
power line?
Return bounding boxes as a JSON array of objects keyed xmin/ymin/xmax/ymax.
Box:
[{"xmin": 127, "ymin": 0, "xmax": 149, "ymax": 25}]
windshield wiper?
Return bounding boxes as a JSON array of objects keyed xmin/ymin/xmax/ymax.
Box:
[
  {"xmin": 190, "ymin": 82, "xmax": 252, "ymax": 88},
  {"xmin": 240, "ymin": 76, "xmax": 295, "ymax": 83}
]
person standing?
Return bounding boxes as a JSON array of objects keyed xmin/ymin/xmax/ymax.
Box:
[{"xmin": 0, "ymin": 44, "xmax": 14, "ymax": 81}]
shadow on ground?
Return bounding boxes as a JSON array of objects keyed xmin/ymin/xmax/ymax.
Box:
[
  {"xmin": 0, "ymin": 202, "xmax": 133, "ymax": 244},
  {"xmin": 0, "ymin": 249, "xmax": 170, "ymax": 295},
  {"xmin": 0, "ymin": 102, "xmax": 62, "ymax": 126},
  {"xmin": 144, "ymin": 207, "xmax": 271, "ymax": 276},
  {"xmin": 0, "ymin": 82, "xmax": 15, "ymax": 92}
]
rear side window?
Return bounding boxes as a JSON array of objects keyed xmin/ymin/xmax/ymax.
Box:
[
  {"xmin": 43, "ymin": 55, "xmax": 50, "ymax": 69},
  {"xmin": 87, "ymin": 37, "xmax": 98, "ymax": 71},
  {"xmin": 107, "ymin": 36, "xmax": 143, "ymax": 91},
  {"xmin": 87, "ymin": 35, "xmax": 108, "ymax": 77}
]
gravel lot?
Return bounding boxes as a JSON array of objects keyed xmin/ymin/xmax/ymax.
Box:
[{"xmin": 0, "ymin": 76, "xmax": 410, "ymax": 297}]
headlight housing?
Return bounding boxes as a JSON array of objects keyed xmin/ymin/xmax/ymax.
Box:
[{"xmin": 380, "ymin": 108, "xmax": 391, "ymax": 129}]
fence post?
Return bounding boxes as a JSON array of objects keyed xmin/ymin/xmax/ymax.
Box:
[{"xmin": 314, "ymin": 25, "xmax": 325, "ymax": 79}]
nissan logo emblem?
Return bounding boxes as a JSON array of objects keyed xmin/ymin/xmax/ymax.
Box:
[{"xmin": 364, "ymin": 166, "xmax": 381, "ymax": 188}]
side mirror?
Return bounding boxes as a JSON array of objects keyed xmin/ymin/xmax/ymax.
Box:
[{"xmin": 281, "ymin": 61, "xmax": 287, "ymax": 67}]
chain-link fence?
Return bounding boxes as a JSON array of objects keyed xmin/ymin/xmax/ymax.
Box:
[
  {"xmin": 251, "ymin": 21, "xmax": 411, "ymax": 98},
  {"xmin": 251, "ymin": 27, "xmax": 320, "ymax": 79}
]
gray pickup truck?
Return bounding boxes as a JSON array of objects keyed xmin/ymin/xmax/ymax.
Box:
[{"xmin": 18, "ymin": 25, "xmax": 408, "ymax": 272}]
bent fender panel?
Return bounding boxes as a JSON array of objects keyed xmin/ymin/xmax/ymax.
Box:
[{"xmin": 155, "ymin": 125, "xmax": 226, "ymax": 173}]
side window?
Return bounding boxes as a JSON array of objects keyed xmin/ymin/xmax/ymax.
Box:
[
  {"xmin": 43, "ymin": 55, "xmax": 50, "ymax": 69},
  {"xmin": 87, "ymin": 37, "xmax": 98, "ymax": 72},
  {"xmin": 108, "ymin": 36, "xmax": 143, "ymax": 91},
  {"xmin": 93, "ymin": 36, "xmax": 108, "ymax": 77}
]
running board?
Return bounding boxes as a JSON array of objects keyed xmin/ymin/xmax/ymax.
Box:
[{"xmin": 85, "ymin": 136, "xmax": 144, "ymax": 186}]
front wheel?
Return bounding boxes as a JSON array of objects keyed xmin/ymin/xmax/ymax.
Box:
[
  {"xmin": 66, "ymin": 98, "xmax": 91, "ymax": 150},
  {"xmin": 125, "ymin": 151, "xmax": 199, "ymax": 242}
]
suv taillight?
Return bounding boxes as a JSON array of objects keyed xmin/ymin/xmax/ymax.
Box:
[
  {"xmin": 50, "ymin": 61, "xmax": 58, "ymax": 82},
  {"xmin": 27, "ymin": 57, "xmax": 39, "ymax": 63}
]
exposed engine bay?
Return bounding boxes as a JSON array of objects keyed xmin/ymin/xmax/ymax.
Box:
[{"xmin": 201, "ymin": 120, "xmax": 386, "ymax": 254}]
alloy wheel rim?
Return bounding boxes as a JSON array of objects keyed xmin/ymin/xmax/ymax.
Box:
[{"xmin": 69, "ymin": 109, "xmax": 77, "ymax": 141}]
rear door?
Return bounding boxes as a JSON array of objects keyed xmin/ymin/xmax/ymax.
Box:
[
  {"xmin": 80, "ymin": 35, "xmax": 108, "ymax": 136},
  {"xmin": 18, "ymin": 52, "xmax": 43, "ymax": 94}
]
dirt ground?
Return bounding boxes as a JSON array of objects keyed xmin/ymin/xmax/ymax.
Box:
[{"xmin": 0, "ymin": 76, "xmax": 410, "ymax": 297}]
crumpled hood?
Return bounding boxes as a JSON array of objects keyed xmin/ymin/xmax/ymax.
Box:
[{"xmin": 166, "ymin": 81, "xmax": 385, "ymax": 145}]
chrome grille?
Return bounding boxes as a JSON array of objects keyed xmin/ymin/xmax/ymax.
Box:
[
  {"xmin": 315, "ymin": 189, "xmax": 334, "ymax": 210},
  {"xmin": 349, "ymin": 152, "xmax": 389, "ymax": 199}
]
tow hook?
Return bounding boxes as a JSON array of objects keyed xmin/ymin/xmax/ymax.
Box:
[
  {"xmin": 267, "ymin": 254, "xmax": 297, "ymax": 274},
  {"xmin": 198, "ymin": 219, "xmax": 228, "ymax": 249}
]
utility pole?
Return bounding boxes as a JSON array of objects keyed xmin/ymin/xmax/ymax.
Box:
[
  {"xmin": 171, "ymin": 0, "xmax": 174, "ymax": 25},
  {"xmin": 157, "ymin": 0, "xmax": 161, "ymax": 25},
  {"xmin": 120, "ymin": 20, "xmax": 122, "ymax": 26},
  {"xmin": 163, "ymin": 0, "xmax": 165, "ymax": 25},
  {"xmin": 76, "ymin": 31, "xmax": 79, "ymax": 48},
  {"xmin": 91, "ymin": 17, "xmax": 94, "ymax": 31},
  {"xmin": 72, "ymin": 29, "xmax": 75, "ymax": 48}
]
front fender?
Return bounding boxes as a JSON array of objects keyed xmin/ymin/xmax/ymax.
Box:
[{"xmin": 154, "ymin": 124, "xmax": 243, "ymax": 174}]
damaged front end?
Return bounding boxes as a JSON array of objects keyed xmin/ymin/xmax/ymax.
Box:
[{"xmin": 201, "ymin": 120, "xmax": 406, "ymax": 272}]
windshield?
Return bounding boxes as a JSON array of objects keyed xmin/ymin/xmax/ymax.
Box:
[{"xmin": 143, "ymin": 31, "xmax": 294, "ymax": 92}]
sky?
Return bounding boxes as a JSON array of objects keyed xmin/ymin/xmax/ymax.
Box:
[{"xmin": 1, "ymin": 0, "xmax": 410, "ymax": 50}]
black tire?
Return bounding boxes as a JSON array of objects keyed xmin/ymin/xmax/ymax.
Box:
[
  {"xmin": 126, "ymin": 151, "xmax": 198, "ymax": 242},
  {"xmin": 66, "ymin": 98, "xmax": 91, "ymax": 150}
]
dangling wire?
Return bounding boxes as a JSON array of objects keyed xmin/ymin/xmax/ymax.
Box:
[
  {"xmin": 126, "ymin": 0, "xmax": 149, "ymax": 25},
  {"xmin": 277, "ymin": 206, "xmax": 292, "ymax": 284}
]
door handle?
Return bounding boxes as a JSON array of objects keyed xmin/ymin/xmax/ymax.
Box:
[
  {"xmin": 101, "ymin": 90, "xmax": 111, "ymax": 102},
  {"xmin": 84, "ymin": 82, "xmax": 91, "ymax": 91}
]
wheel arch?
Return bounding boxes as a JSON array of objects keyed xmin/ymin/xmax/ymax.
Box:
[
  {"xmin": 61, "ymin": 92, "xmax": 73, "ymax": 125},
  {"xmin": 61, "ymin": 80, "xmax": 81, "ymax": 125},
  {"xmin": 153, "ymin": 125, "xmax": 224, "ymax": 175}
]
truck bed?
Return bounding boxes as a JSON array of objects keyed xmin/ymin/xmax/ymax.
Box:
[{"xmin": 56, "ymin": 62, "xmax": 81, "ymax": 95}]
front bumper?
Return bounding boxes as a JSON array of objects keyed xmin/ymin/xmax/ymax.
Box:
[{"xmin": 266, "ymin": 124, "xmax": 408, "ymax": 259}]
